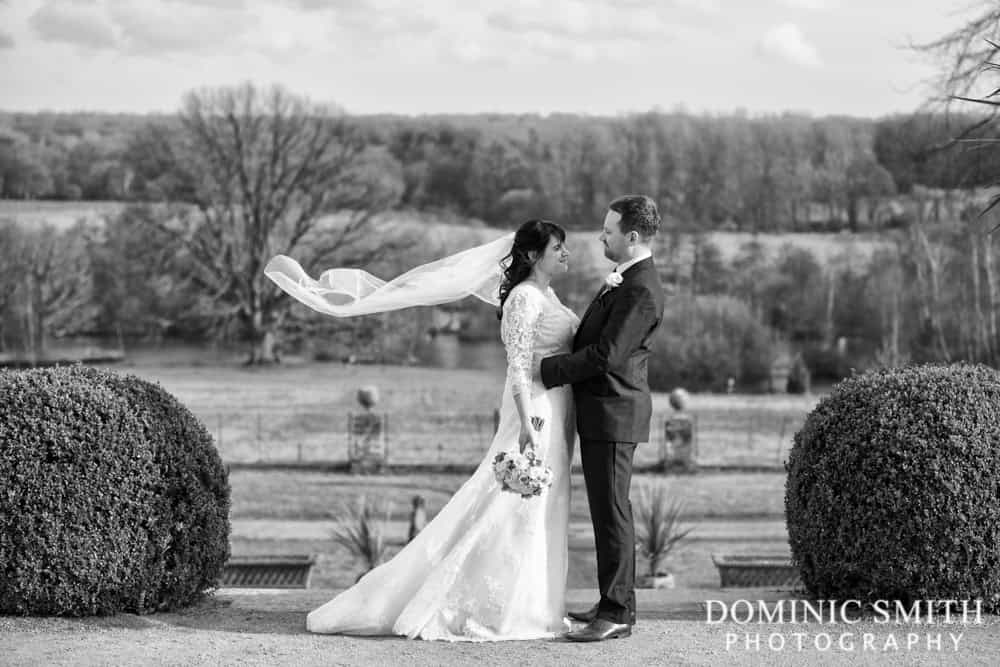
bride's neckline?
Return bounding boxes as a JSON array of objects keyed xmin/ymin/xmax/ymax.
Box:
[
  {"xmin": 520, "ymin": 280, "xmax": 571, "ymax": 309},
  {"xmin": 520, "ymin": 280, "xmax": 553, "ymax": 295}
]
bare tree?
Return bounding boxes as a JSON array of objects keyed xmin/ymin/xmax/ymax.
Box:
[
  {"xmin": 159, "ymin": 83, "xmax": 402, "ymax": 364},
  {"xmin": 913, "ymin": 4, "xmax": 1000, "ymax": 212},
  {"xmin": 913, "ymin": 3, "xmax": 1000, "ymax": 105},
  {"xmin": 0, "ymin": 221, "xmax": 28, "ymax": 351},
  {"xmin": 20, "ymin": 223, "xmax": 97, "ymax": 362},
  {"xmin": 912, "ymin": 5, "xmax": 1000, "ymax": 363}
]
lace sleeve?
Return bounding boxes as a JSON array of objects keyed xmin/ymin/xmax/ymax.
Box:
[{"xmin": 500, "ymin": 286, "xmax": 544, "ymax": 399}]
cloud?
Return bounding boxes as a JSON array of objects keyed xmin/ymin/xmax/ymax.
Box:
[
  {"xmin": 778, "ymin": 0, "xmax": 834, "ymax": 9},
  {"xmin": 758, "ymin": 22, "xmax": 820, "ymax": 67},
  {"xmin": 289, "ymin": 0, "xmax": 364, "ymax": 9},
  {"xmin": 486, "ymin": 0, "xmax": 674, "ymax": 41},
  {"xmin": 487, "ymin": 1, "xmax": 594, "ymax": 38},
  {"xmin": 29, "ymin": 0, "xmax": 118, "ymax": 50},
  {"xmin": 242, "ymin": 0, "xmax": 685, "ymax": 68},
  {"xmin": 671, "ymin": 0, "xmax": 721, "ymax": 14},
  {"xmin": 0, "ymin": 31, "xmax": 13, "ymax": 49},
  {"xmin": 162, "ymin": 0, "xmax": 248, "ymax": 8},
  {"xmin": 329, "ymin": 0, "xmax": 441, "ymax": 36},
  {"xmin": 107, "ymin": 0, "xmax": 258, "ymax": 55}
]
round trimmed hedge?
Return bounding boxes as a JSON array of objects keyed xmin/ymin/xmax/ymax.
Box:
[
  {"xmin": 0, "ymin": 365, "xmax": 230, "ymax": 616},
  {"xmin": 785, "ymin": 363, "xmax": 1000, "ymax": 611}
]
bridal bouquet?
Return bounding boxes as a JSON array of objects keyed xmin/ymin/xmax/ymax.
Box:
[
  {"xmin": 492, "ymin": 418, "xmax": 553, "ymax": 499},
  {"xmin": 493, "ymin": 449, "xmax": 554, "ymax": 498}
]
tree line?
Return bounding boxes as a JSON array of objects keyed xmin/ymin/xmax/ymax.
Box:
[
  {"xmin": 3, "ymin": 105, "xmax": 998, "ymax": 232},
  {"xmin": 2, "ymin": 78, "xmax": 1000, "ymax": 388}
]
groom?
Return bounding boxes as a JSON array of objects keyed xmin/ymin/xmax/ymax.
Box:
[{"xmin": 540, "ymin": 194, "xmax": 665, "ymax": 642}]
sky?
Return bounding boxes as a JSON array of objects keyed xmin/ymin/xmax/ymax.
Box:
[{"xmin": 0, "ymin": 0, "xmax": 985, "ymax": 118}]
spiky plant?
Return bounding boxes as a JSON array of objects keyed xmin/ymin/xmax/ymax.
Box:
[
  {"xmin": 633, "ymin": 484, "xmax": 695, "ymax": 577},
  {"xmin": 330, "ymin": 495, "xmax": 393, "ymax": 579}
]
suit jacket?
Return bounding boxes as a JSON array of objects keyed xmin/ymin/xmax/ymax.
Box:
[{"xmin": 540, "ymin": 257, "xmax": 665, "ymax": 443}]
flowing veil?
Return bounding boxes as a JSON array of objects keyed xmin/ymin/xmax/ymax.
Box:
[{"xmin": 264, "ymin": 232, "xmax": 515, "ymax": 317}]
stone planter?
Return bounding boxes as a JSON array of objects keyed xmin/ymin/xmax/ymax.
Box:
[
  {"xmin": 221, "ymin": 555, "xmax": 316, "ymax": 589},
  {"xmin": 711, "ymin": 553, "xmax": 801, "ymax": 588}
]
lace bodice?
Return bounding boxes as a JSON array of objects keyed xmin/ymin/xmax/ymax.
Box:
[{"xmin": 499, "ymin": 283, "xmax": 579, "ymax": 399}]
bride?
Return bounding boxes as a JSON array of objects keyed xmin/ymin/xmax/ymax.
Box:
[{"xmin": 264, "ymin": 219, "xmax": 580, "ymax": 641}]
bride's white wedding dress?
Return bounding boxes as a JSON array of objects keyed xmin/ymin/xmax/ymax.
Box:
[{"xmin": 306, "ymin": 282, "xmax": 580, "ymax": 641}]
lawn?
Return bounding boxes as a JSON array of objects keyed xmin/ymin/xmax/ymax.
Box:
[
  {"xmin": 226, "ymin": 468, "xmax": 790, "ymax": 590},
  {"xmin": 0, "ymin": 199, "xmax": 126, "ymax": 229},
  {"xmin": 104, "ymin": 362, "xmax": 820, "ymax": 468},
  {"xmin": 228, "ymin": 470, "xmax": 788, "ymax": 522},
  {"xmin": 84, "ymin": 360, "xmax": 809, "ymax": 592}
]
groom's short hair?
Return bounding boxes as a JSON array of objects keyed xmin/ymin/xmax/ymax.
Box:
[{"xmin": 609, "ymin": 194, "xmax": 660, "ymax": 242}]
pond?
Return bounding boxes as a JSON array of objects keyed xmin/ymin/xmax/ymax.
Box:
[
  {"xmin": 410, "ymin": 333, "xmax": 507, "ymax": 373},
  {"xmin": 5, "ymin": 332, "xmax": 509, "ymax": 374}
]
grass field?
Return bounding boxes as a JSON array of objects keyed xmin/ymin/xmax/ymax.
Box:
[
  {"xmin": 228, "ymin": 470, "xmax": 788, "ymax": 522},
  {"xmin": 1, "ymin": 199, "xmax": 889, "ymax": 270},
  {"xmin": 95, "ymin": 360, "xmax": 806, "ymax": 590},
  {"xmin": 227, "ymin": 468, "xmax": 790, "ymax": 589},
  {"xmin": 0, "ymin": 199, "xmax": 126, "ymax": 229},
  {"xmin": 103, "ymin": 361, "xmax": 820, "ymax": 468}
]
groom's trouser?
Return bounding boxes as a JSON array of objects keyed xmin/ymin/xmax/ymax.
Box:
[{"xmin": 580, "ymin": 439, "xmax": 637, "ymax": 625}]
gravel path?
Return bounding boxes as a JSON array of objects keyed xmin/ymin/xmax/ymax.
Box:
[{"xmin": 5, "ymin": 588, "xmax": 998, "ymax": 666}]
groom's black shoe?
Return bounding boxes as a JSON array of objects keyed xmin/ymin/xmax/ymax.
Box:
[
  {"xmin": 568, "ymin": 605, "xmax": 636, "ymax": 625},
  {"xmin": 567, "ymin": 604, "xmax": 599, "ymax": 623},
  {"xmin": 565, "ymin": 618, "xmax": 632, "ymax": 642}
]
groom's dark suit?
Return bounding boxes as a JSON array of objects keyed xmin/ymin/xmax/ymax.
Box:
[{"xmin": 540, "ymin": 256, "xmax": 664, "ymax": 625}]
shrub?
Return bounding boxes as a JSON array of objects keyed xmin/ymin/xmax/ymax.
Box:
[
  {"xmin": 0, "ymin": 368, "xmax": 154, "ymax": 615},
  {"xmin": 0, "ymin": 366, "xmax": 230, "ymax": 616},
  {"xmin": 784, "ymin": 363, "xmax": 1000, "ymax": 611},
  {"xmin": 649, "ymin": 296, "xmax": 783, "ymax": 392},
  {"xmin": 79, "ymin": 367, "xmax": 231, "ymax": 611}
]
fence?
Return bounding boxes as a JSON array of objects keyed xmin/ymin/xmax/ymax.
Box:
[{"xmin": 198, "ymin": 406, "xmax": 807, "ymax": 470}]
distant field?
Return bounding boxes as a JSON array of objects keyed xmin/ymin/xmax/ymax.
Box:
[
  {"xmin": 100, "ymin": 361, "xmax": 820, "ymax": 469},
  {"xmin": 0, "ymin": 199, "xmax": 891, "ymax": 270},
  {"xmin": 702, "ymin": 230, "xmax": 894, "ymax": 267},
  {"xmin": 0, "ymin": 199, "xmax": 126, "ymax": 229}
]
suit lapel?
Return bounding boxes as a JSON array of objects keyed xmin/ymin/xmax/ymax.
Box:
[
  {"xmin": 575, "ymin": 258, "xmax": 656, "ymax": 345},
  {"xmin": 578, "ymin": 281, "xmax": 608, "ymax": 328}
]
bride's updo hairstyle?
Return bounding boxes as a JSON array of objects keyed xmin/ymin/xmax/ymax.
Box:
[{"xmin": 497, "ymin": 219, "xmax": 566, "ymax": 319}]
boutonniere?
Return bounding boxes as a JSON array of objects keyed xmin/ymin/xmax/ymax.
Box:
[{"xmin": 604, "ymin": 271, "xmax": 623, "ymax": 290}]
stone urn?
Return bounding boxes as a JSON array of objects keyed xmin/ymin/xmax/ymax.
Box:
[
  {"xmin": 357, "ymin": 385, "xmax": 379, "ymax": 410},
  {"xmin": 668, "ymin": 387, "xmax": 690, "ymax": 412}
]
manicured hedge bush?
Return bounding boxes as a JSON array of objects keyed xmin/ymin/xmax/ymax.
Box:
[
  {"xmin": 0, "ymin": 365, "xmax": 230, "ymax": 616},
  {"xmin": 785, "ymin": 364, "xmax": 1000, "ymax": 611}
]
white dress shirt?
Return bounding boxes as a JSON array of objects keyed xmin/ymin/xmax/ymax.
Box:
[{"xmin": 614, "ymin": 248, "xmax": 653, "ymax": 275}]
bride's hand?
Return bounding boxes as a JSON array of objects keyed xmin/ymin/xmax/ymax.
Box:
[{"xmin": 518, "ymin": 417, "xmax": 543, "ymax": 454}]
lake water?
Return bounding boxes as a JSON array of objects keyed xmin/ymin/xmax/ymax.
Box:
[
  {"xmin": 411, "ymin": 334, "xmax": 507, "ymax": 373},
  {"xmin": 11, "ymin": 333, "xmax": 508, "ymax": 373}
]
